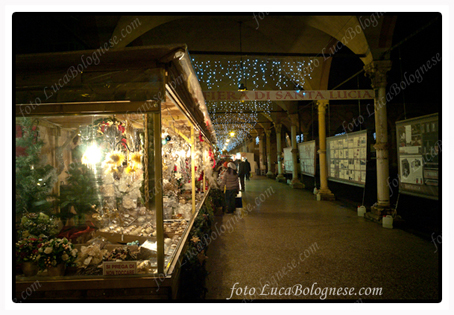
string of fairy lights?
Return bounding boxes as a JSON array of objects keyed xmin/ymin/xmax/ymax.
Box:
[
  {"xmin": 208, "ymin": 100, "xmax": 272, "ymax": 151},
  {"xmin": 191, "ymin": 56, "xmax": 316, "ymax": 152},
  {"xmin": 192, "ymin": 57, "xmax": 315, "ymax": 90}
]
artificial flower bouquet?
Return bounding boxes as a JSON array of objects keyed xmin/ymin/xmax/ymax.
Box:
[
  {"xmin": 37, "ymin": 237, "xmax": 78, "ymax": 269},
  {"xmin": 15, "ymin": 237, "xmax": 43, "ymax": 264}
]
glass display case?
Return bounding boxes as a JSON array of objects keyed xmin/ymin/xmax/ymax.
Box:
[{"xmin": 15, "ymin": 45, "xmax": 217, "ymax": 299}]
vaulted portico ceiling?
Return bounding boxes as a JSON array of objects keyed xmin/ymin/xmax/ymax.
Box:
[
  {"xmin": 116, "ymin": 14, "xmax": 392, "ymax": 151},
  {"xmin": 15, "ymin": 14, "xmax": 397, "ymax": 151}
]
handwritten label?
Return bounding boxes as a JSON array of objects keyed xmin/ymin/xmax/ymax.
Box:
[{"xmin": 103, "ymin": 261, "xmax": 137, "ymax": 276}]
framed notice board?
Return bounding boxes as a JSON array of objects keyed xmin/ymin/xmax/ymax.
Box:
[
  {"xmin": 283, "ymin": 147, "xmax": 293, "ymax": 174},
  {"xmin": 298, "ymin": 140, "xmax": 316, "ymax": 176},
  {"xmin": 326, "ymin": 130, "xmax": 368, "ymax": 187},
  {"xmin": 396, "ymin": 113, "xmax": 439, "ymax": 200}
]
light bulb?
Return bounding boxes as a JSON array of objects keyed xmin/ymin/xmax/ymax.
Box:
[{"xmin": 82, "ymin": 144, "xmax": 102, "ymax": 166}]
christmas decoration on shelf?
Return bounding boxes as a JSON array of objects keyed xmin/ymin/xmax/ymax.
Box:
[
  {"xmin": 74, "ymin": 243, "xmax": 108, "ymax": 269},
  {"xmin": 36, "ymin": 237, "xmax": 78, "ymax": 270},
  {"xmin": 16, "ymin": 237, "xmax": 44, "ymax": 265},
  {"xmin": 19, "ymin": 212, "xmax": 59, "ymax": 239}
]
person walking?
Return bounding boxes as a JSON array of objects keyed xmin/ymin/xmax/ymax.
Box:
[
  {"xmin": 221, "ymin": 162, "xmax": 240, "ymax": 214},
  {"xmin": 238, "ymin": 158, "xmax": 248, "ymax": 191},
  {"xmin": 244, "ymin": 158, "xmax": 251, "ymax": 181}
]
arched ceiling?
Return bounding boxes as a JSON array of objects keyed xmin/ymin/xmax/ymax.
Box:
[
  {"xmin": 14, "ymin": 14, "xmax": 397, "ymax": 152},
  {"xmin": 111, "ymin": 15, "xmax": 395, "ymax": 152}
]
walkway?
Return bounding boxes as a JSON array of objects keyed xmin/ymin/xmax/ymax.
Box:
[{"xmin": 205, "ymin": 176, "xmax": 439, "ymax": 301}]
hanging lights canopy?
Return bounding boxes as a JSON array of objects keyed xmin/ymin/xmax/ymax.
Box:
[{"xmin": 190, "ymin": 20, "xmax": 316, "ymax": 152}]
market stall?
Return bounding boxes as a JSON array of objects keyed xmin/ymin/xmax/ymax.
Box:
[{"xmin": 15, "ymin": 45, "xmax": 217, "ymax": 300}]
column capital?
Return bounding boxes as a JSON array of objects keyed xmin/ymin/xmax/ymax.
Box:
[
  {"xmin": 364, "ymin": 60, "xmax": 392, "ymax": 89},
  {"xmin": 265, "ymin": 129, "xmax": 272, "ymax": 137},
  {"xmin": 316, "ymin": 99, "xmax": 329, "ymax": 106},
  {"xmin": 317, "ymin": 100, "xmax": 329, "ymax": 113},
  {"xmin": 274, "ymin": 123, "xmax": 282, "ymax": 134}
]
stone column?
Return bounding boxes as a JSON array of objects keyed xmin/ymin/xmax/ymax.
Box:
[
  {"xmin": 364, "ymin": 60, "xmax": 393, "ymax": 219},
  {"xmin": 289, "ymin": 114, "xmax": 303, "ymax": 189},
  {"xmin": 303, "ymin": 132, "xmax": 310, "ymax": 142},
  {"xmin": 316, "ymin": 100, "xmax": 335, "ymax": 200},
  {"xmin": 265, "ymin": 129, "xmax": 274, "ymax": 178},
  {"xmin": 275, "ymin": 124, "xmax": 286, "ymax": 182},
  {"xmin": 258, "ymin": 131, "xmax": 265, "ymax": 173}
]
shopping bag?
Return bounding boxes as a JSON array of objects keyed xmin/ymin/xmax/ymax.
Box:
[{"xmin": 235, "ymin": 196, "xmax": 243, "ymax": 208}]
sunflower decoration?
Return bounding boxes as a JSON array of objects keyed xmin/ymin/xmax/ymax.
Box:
[
  {"xmin": 104, "ymin": 165, "xmax": 117, "ymax": 175},
  {"xmin": 105, "ymin": 151, "xmax": 125, "ymax": 167},
  {"xmin": 129, "ymin": 152, "xmax": 142, "ymax": 167},
  {"xmin": 124, "ymin": 165, "xmax": 136, "ymax": 175}
]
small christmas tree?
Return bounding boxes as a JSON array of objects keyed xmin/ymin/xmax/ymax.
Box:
[{"xmin": 15, "ymin": 117, "xmax": 57, "ymax": 215}]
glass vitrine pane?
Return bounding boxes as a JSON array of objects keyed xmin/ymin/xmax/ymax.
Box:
[{"xmin": 15, "ymin": 114, "xmax": 159, "ymax": 276}]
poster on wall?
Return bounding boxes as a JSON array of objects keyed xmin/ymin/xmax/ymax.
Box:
[
  {"xmin": 283, "ymin": 147, "xmax": 293, "ymax": 174},
  {"xmin": 298, "ymin": 140, "xmax": 316, "ymax": 176},
  {"xmin": 326, "ymin": 130, "xmax": 368, "ymax": 187},
  {"xmin": 396, "ymin": 113, "xmax": 439, "ymax": 200}
]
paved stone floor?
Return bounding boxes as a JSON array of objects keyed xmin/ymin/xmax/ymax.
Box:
[{"xmin": 205, "ymin": 176, "xmax": 440, "ymax": 301}]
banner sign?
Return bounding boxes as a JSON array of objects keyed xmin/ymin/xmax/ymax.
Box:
[{"xmin": 203, "ymin": 90, "xmax": 375, "ymax": 102}]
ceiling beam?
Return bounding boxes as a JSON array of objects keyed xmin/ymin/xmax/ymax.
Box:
[{"xmin": 210, "ymin": 110, "xmax": 286, "ymax": 114}]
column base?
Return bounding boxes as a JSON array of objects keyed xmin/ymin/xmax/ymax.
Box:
[
  {"xmin": 290, "ymin": 178, "xmax": 304, "ymax": 189},
  {"xmin": 365, "ymin": 203, "xmax": 393, "ymax": 222},
  {"xmin": 266, "ymin": 171, "xmax": 275, "ymax": 179},
  {"xmin": 317, "ymin": 190, "xmax": 335, "ymax": 201},
  {"xmin": 275, "ymin": 174, "xmax": 286, "ymax": 183}
]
